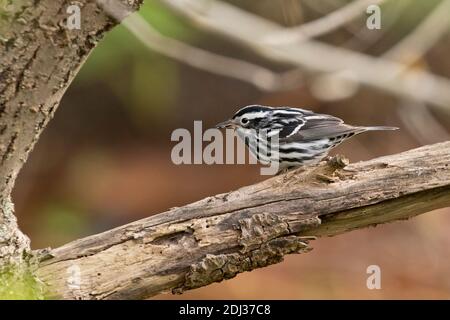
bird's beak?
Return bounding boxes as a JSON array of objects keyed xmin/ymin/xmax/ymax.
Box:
[{"xmin": 215, "ymin": 119, "xmax": 235, "ymax": 129}]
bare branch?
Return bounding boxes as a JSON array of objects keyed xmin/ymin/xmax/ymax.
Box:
[
  {"xmin": 383, "ymin": 0, "xmax": 450, "ymax": 65},
  {"xmin": 36, "ymin": 142, "xmax": 450, "ymax": 299},
  {"xmin": 396, "ymin": 101, "xmax": 450, "ymax": 144},
  {"xmin": 160, "ymin": 0, "xmax": 450, "ymax": 112},
  {"xmin": 384, "ymin": 1, "xmax": 450, "ymax": 143},
  {"xmin": 262, "ymin": 0, "xmax": 387, "ymax": 45},
  {"xmin": 343, "ymin": 0, "xmax": 408, "ymax": 50},
  {"xmin": 122, "ymin": 14, "xmax": 304, "ymax": 91}
]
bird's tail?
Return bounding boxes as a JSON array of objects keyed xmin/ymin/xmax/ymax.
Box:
[{"xmin": 362, "ymin": 126, "xmax": 399, "ymax": 131}]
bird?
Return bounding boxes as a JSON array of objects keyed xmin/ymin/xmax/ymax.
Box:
[{"xmin": 215, "ymin": 105, "xmax": 398, "ymax": 172}]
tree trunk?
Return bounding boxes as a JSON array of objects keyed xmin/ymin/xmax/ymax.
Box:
[{"xmin": 0, "ymin": 0, "xmax": 142, "ymax": 274}]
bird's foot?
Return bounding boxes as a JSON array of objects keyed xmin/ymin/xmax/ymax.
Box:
[
  {"xmin": 276, "ymin": 167, "xmax": 295, "ymax": 176},
  {"xmin": 322, "ymin": 154, "xmax": 349, "ymax": 169}
]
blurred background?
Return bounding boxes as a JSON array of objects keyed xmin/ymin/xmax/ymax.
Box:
[{"xmin": 12, "ymin": 0, "xmax": 450, "ymax": 298}]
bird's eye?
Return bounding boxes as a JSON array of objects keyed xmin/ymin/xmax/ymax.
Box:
[{"xmin": 241, "ymin": 117, "xmax": 249, "ymax": 126}]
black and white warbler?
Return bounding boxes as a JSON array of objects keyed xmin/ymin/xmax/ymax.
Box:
[{"xmin": 216, "ymin": 105, "xmax": 398, "ymax": 171}]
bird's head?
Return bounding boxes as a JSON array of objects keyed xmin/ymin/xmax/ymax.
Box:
[{"xmin": 215, "ymin": 105, "xmax": 273, "ymax": 130}]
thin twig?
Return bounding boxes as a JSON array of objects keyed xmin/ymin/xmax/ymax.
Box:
[
  {"xmin": 343, "ymin": 0, "xmax": 408, "ymax": 50},
  {"xmin": 122, "ymin": 14, "xmax": 304, "ymax": 91},
  {"xmin": 397, "ymin": 100, "xmax": 450, "ymax": 144},
  {"xmin": 261, "ymin": 0, "xmax": 387, "ymax": 45},
  {"xmin": 160, "ymin": 0, "xmax": 450, "ymax": 112},
  {"xmin": 383, "ymin": 0, "xmax": 450, "ymax": 142},
  {"xmin": 382, "ymin": 0, "xmax": 450, "ymax": 65}
]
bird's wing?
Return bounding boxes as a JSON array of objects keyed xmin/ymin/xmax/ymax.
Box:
[
  {"xmin": 268, "ymin": 108, "xmax": 313, "ymax": 139},
  {"xmin": 279, "ymin": 113, "xmax": 362, "ymax": 142},
  {"xmin": 276, "ymin": 118, "xmax": 305, "ymax": 139}
]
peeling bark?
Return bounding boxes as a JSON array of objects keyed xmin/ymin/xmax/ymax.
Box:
[
  {"xmin": 0, "ymin": 0, "xmax": 143, "ymax": 268},
  {"xmin": 36, "ymin": 142, "xmax": 450, "ymax": 300}
]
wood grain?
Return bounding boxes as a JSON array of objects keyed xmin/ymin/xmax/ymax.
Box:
[{"xmin": 36, "ymin": 141, "xmax": 450, "ymax": 299}]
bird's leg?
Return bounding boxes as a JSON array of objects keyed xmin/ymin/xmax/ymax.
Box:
[
  {"xmin": 314, "ymin": 154, "xmax": 349, "ymax": 183},
  {"xmin": 276, "ymin": 166, "xmax": 295, "ymax": 176},
  {"xmin": 277, "ymin": 165, "xmax": 321, "ymax": 185},
  {"xmin": 314, "ymin": 156, "xmax": 336, "ymax": 182}
]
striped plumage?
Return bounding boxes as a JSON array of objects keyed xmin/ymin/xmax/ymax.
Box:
[{"xmin": 216, "ymin": 105, "xmax": 398, "ymax": 171}]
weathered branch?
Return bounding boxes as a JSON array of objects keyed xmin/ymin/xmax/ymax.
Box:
[
  {"xmin": 36, "ymin": 141, "xmax": 450, "ymax": 300},
  {"xmin": 0, "ymin": 0, "xmax": 142, "ymax": 266}
]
